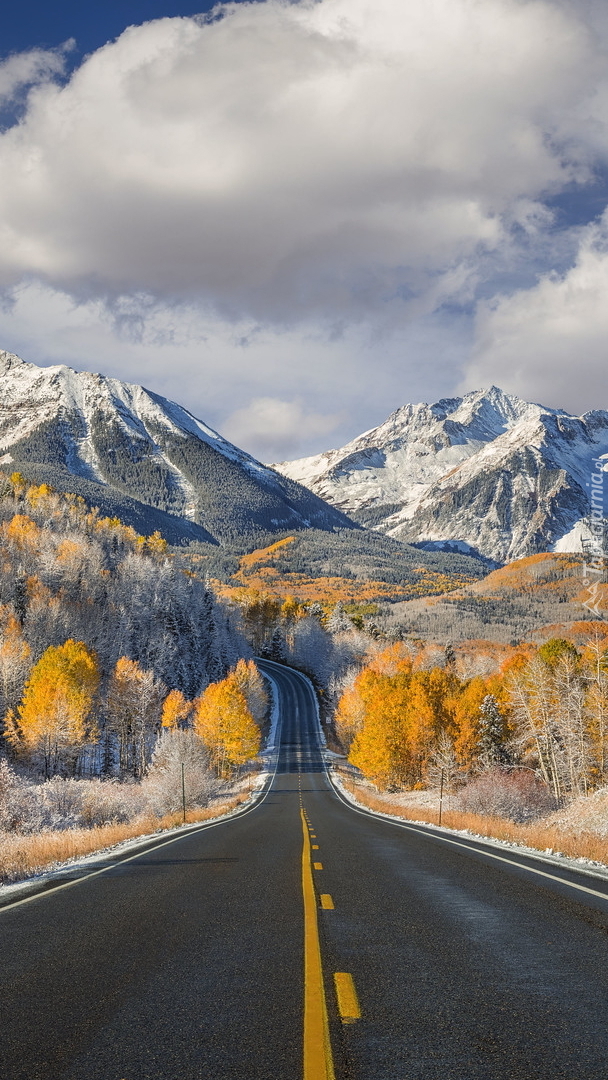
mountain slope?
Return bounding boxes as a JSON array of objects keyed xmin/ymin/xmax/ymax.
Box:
[
  {"xmin": 274, "ymin": 387, "xmax": 608, "ymax": 563},
  {"xmin": 0, "ymin": 351, "xmax": 357, "ymax": 545}
]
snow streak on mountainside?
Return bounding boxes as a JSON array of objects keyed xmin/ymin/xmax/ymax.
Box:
[
  {"xmin": 0, "ymin": 351, "xmax": 356, "ymax": 545},
  {"xmin": 274, "ymin": 387, "xmax": 608, "ymax": 563}
]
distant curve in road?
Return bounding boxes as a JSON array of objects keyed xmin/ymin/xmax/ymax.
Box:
[{"xmin": 2, "ymin": 660, "xmax": 608, "ymax": 1079}]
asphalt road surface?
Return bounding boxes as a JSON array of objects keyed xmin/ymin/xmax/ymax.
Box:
[{"xmin": 3, "ymin": 659, "xmax": 608, "ymax": 1079}]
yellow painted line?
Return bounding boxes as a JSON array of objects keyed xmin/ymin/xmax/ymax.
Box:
[
  {"xmin": 334, "ymin": 973, "xmax": 361, "ymax": 1024},
  {"xmin": 320, "ymin": 894, "xmax": 334, "ymax": 910},
  {"xmin": 314, "ymin": 862, "xmax": 323, "ymax": 870},
  {"xmin": 301, "ymin": 810, "xmax": 335, "ymax": 1080},
  {"xmin": 312, "ymin": 845, "xmax": 319, "ymax": 850}
]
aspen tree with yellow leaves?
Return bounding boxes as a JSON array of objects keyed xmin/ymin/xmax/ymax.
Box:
[
  {"xmin": 194, "ymin": 672, "xmax": 261, "ymax": 777},
  {"xmin": 348, "ymin": 668, "xmax": 412, "ymax": 788},
  {"xmin": 5, "ymin": 639, "xmax": 99, "ymax": 777},
  {"xmin": 161, "ymin": 689, "xmax": 193, "ymax": 731}
]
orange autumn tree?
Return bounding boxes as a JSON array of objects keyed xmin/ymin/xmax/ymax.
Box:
[
  {"xmin": 341, "ymin": 649, "xmax": 496, "ymax": 789},
  {"xmin": 194, "ymin": 672, "xmax": 261, "ymax": 777},
  {"xmin": 336, "ymin": 645, "xmax": 413, "ymax": 762},
  {"xmin": 334, "ymin": 679, "xmax": 368, "ymax": 752},
  {"xmin": 450, "ymin": 676, "xmax": 489, "ymax": 765},
  {"xmin": 161, "ymin": 689, "xmax": 193, "ymax": 731},
  {"xmin": 5, "ymin": 639, "xmax": 99, "ymax": 777},
  {"xmin": 348, "ymin": 669, "xmax": 413, "ymax": 789}
]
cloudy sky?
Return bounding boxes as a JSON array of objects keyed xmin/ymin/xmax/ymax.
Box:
[{"xmin": 1, "ymin": 0, "xmax": 608, "ymax": 460}]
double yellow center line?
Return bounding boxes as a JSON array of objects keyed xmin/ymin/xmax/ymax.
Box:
[
  {"xmin": 301, "ymin": 808, "xmax": 335, "ymax": 1080},
  {"xmin": 300, "ymin": 808, "xmax": 361, "ymax": 1079}
]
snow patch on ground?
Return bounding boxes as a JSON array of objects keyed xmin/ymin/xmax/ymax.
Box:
[{"xmin": 553, "ymin": 519, "xmax": 592, "ymax": 553}]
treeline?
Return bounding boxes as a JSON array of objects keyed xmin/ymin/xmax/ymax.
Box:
[
  {"xmin": 0, "ymin": 471, "xmax": 252, "ymax": 779},
  {"xmin": 335, "ymin": 637, "xmax": 608, "ymax": 800}
]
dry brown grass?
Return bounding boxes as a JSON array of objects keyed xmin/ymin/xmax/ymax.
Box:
[
  {"xmin": 0, "ymin": 795, "xmax": 248, "ymax": 885},
  {"xmin": 337, "ymin": 777, "xmax": 608, "ymax": 867}
]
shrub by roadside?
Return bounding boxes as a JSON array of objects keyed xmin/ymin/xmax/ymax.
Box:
[{"xmin": 455, "ymin": 767, "xmax": 557, "ymax": 823}]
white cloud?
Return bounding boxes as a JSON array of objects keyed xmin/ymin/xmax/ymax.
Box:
[
  {"xmin": 1, "ymin": 1, "xmax": 608, "ymax": 444},
  {"xmin": 222, "ymin": 397, "xmax": 342, "ymax": 461},
  {"xmin": 0, "ymin": 279, "xmax": 468, "ymax": 458},
  {"xmin": 0, "ymin": 0, "xmax": 603, "ymax": 324},
  {"xmin": 465, "ymin": 214, "xmax": 608, "ymax": 412},
  {"xmin": 0, "ymin": 43, "xmax": 72, "ymax": 104}
]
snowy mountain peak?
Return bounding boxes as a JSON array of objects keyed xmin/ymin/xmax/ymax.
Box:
[
  {"xmin": 274, "ymin": 387, "xmax": 608, "ymax": 563},
  {"xmin": 0, "ymin": 350, "xmax": 356, "ymax": 544}
]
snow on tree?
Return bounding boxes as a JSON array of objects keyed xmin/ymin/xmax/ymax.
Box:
[
  {"xmin": 477, "ymin": 694, "xmax": 509, "ymax": 767},
  {"xmin": 106, "ymin": 657, "xmax": 166, "ymax": 779},
  {"xmin": 232, "ymin": 659, "xmax": 268, "ymax": 728},
  {"xmin": 144, "ymin": 729, "xmax": 216, "ymax": 814},
  {"xmin": 0, "ymin": 611, "xmax": 32, "ymax": 723},
  {"xmin": 326, "ymin": 602, "xmax": 352, "ymax": 634}
]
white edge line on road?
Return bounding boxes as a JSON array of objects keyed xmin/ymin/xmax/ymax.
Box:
[
  {"xmin": 274, "ymin": 659, "xmax": 608, "ymax": 910},
  {"xmin": 327, "ymin": 776, "xmax": 608, "ymax": 906},
  {"xmin": 0, "ymin": 682, "xmax": 283, "ymax": 917}
]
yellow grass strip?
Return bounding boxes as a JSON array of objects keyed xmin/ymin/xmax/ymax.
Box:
[
  {"xmin": 338, "ymin": 779, "xmax": 608, "ymax": 868},
  {"xmin": 0, "ymin": 796, "xmax": 247, "ymax": 885}
]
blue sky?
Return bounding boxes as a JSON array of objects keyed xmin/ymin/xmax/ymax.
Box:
[
  {"xmin": 2, "ymin": 3, "xmax": 217, "ymax": 57},
  {"xmin": 0, "ymin": 0, "xmax": 607, "ymax": 460}
]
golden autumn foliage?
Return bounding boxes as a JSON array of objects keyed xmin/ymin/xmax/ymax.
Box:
[
  {"xmin": 449, "ymin": 676, "xmax": 489, "ymax": 763},
  {"xmin": 161, "ymin": 689, "xmax": 193, "ymax": 731},
  {"xmin": 342, "ymin": 646, "xmax": 507, "ymax": 789},
  {"xmin": 25, "ymin": 483, "xmax": 54, "ymax": 507},
  {"xmin": 136, "ymin": 530, "xmax": 169, "ymax": 556},
  {"xmin": 3, "ymin": 514, "xmax": 41, "ymax": 550},
  {"xmin": 194, "ymin": 672, "xmax": 261, "ymax": 777},
  {"xmin": 348, "ymin": 669, "xmax": 425, "ymax": 789},
  {"xmin": 340, "ymin": 635, "xmax": 608, "ymax": 797},
  {"xmin": 210, "ymin": 534, "xmax": 478, "ymax": 608},
  {"xmin": 5, "ymin": 639, "xmax": 99, "ymax": 776}
]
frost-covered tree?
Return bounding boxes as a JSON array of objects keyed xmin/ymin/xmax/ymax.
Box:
[
  {"xmin": 144, "ymin": 729, "xmax": 216, "ymax": 814},
  {"xmin": 477, "ymin": 695, "xmax": 509, "ymax": 767},
  {"xmin": 232, "ymin": 659, "xmax": 268, "ymax": 728},
  {"xmin": 106, "ymin": 657, "xmax": 166, "ymax": 779},
  {"xmin": 326, "ymin": 602, "xmax": 352, "ymax": 634}
]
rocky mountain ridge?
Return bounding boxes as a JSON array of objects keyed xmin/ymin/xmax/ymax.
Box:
[{"xmin": 274, "ymin": 387, "xmax": 608, "ymax": 563}]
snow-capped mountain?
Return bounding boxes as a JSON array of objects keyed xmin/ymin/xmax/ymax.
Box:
[
  {"xmin": 273, "ymin": 387, "xmax": 608, "ymax": 563},
  {"xmin": 0, "ymin": 351, "xmax": 356, "ymax": 545}
]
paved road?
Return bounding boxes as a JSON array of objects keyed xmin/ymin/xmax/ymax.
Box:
[{"xmin": 3, "ymin": 661, "xmax": 608, "ymax": 1079}]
